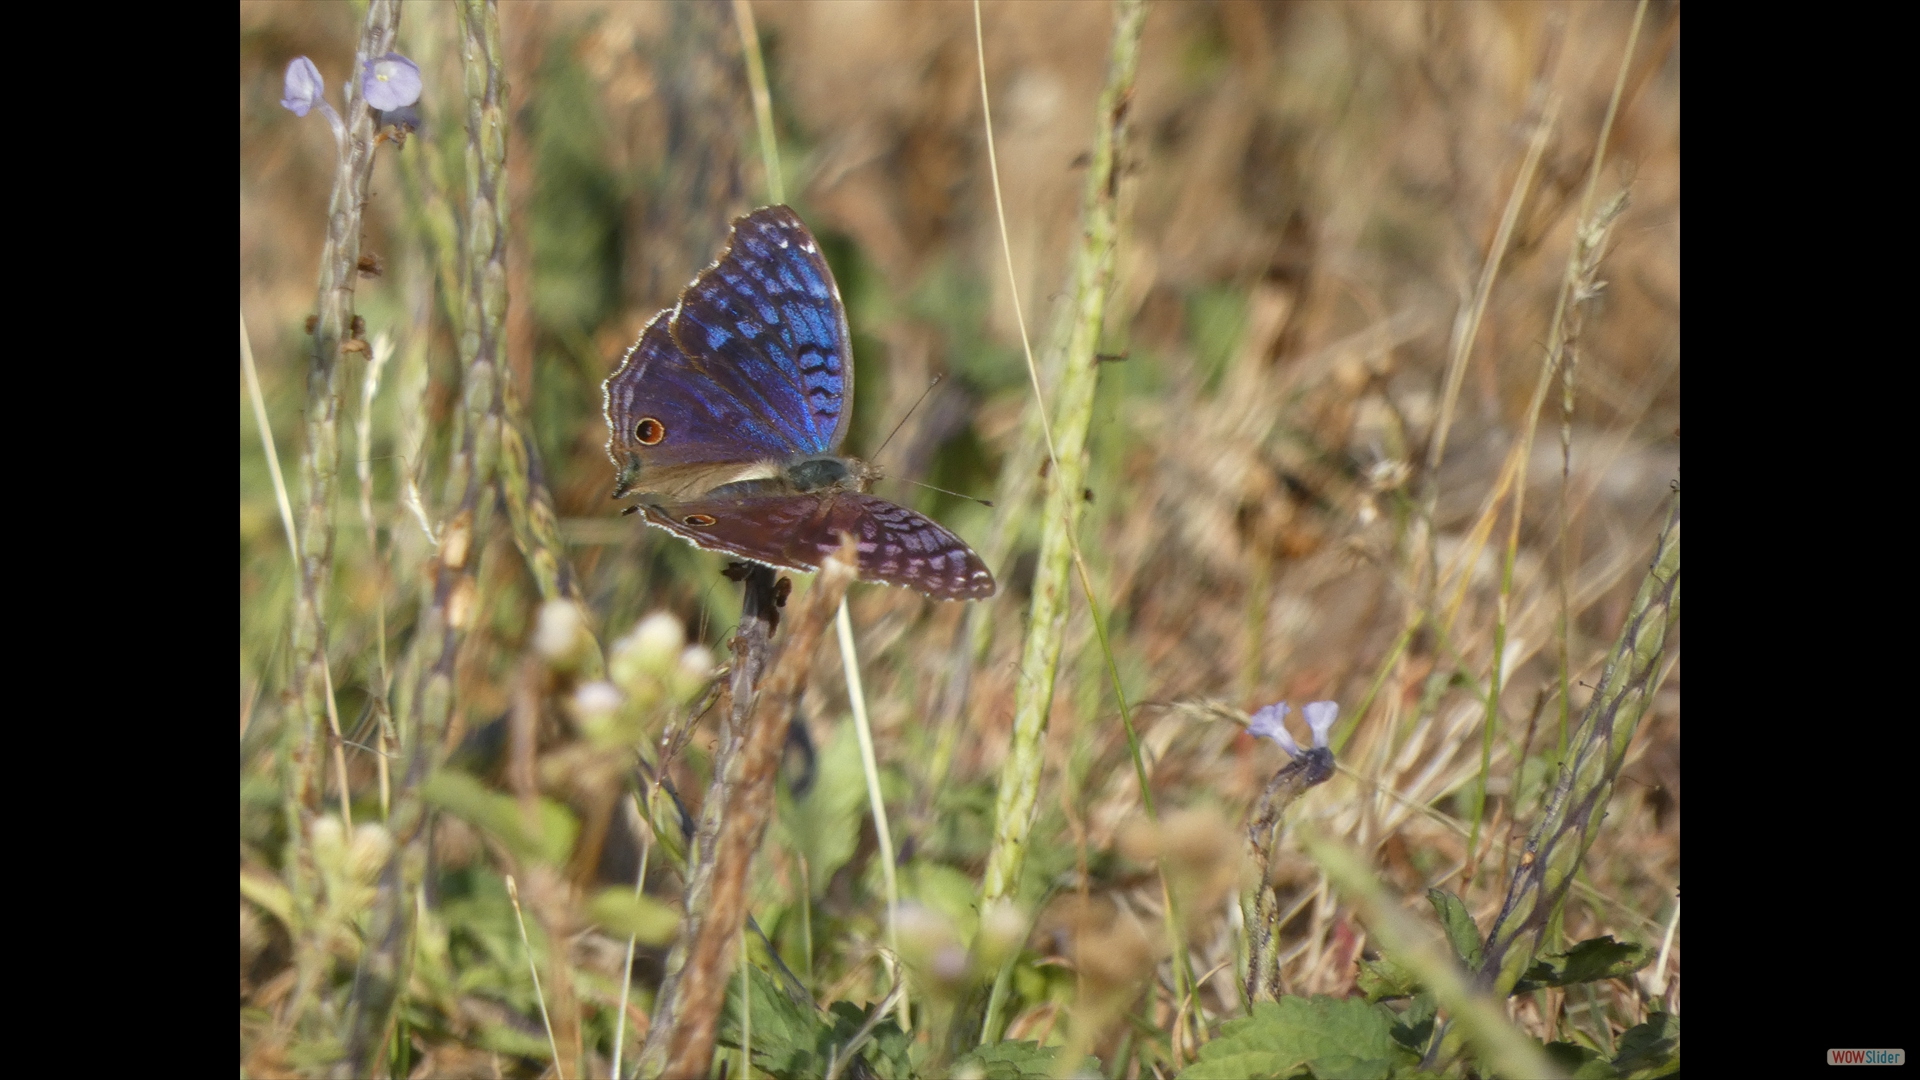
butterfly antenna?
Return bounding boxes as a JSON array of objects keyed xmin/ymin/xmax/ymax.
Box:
[
  {"xmin": 873, "ymin": 375, "xmax": 994, "ymax": 506},
  {"xmin": 871, "ymin": 374, "xmax": 944, "ymax": 462},
  {"xmin": 903, "ymin": 478, "xmax": 994, "ymax": 509}
]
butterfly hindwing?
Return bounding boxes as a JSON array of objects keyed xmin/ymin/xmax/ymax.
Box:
[
  {"xmin": 669, "ymin": 206, "xmax": 852, "ymax": 457},
  {"xmin": 641, "ymin": 492, "xmax": 994, "ymax": 601}
]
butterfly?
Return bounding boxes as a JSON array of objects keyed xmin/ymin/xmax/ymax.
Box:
[{"xmin": 602, "ymin": 205, "xmax": 995, "ymax": 601}]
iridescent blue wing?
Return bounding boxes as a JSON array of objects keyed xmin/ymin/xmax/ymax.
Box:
[
  {"xmin": 668, "ymin": 206, "xmax": 853, "ymax": 457},
  {"xmin": 640, "ymin": 492, "xmax": 995, "ymax": 601},
  {"xmin": 602, "ymin": 311, "xmax": 801, "ymax": 499}
]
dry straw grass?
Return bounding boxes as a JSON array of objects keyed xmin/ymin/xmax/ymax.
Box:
[{"xmin": 241, "ymin": 2, "xmax": 1677, "ymax": 1076}]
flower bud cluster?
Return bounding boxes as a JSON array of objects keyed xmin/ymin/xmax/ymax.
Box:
[{"xmin": 569, "ymin": 611, "xmax": 714, "ymax": 748}]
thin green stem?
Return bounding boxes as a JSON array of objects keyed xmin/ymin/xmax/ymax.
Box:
[
  {"xmin": 341, "ymin": 3, "xmax": 512, "ymax": 1070},
  {"xmin": 1476, "ymin": 490, "xmax": 1676, "ymax": 998},
  {"xmin": 613, "ymin": 796, "xmax": 652, "ymax": 1080},
  {"xmin": 289, "ymin": 0, "xmax": 402, "ymax": 818},
  {"xmin": 977, "ymin": 0, "xmax": 1144, "ymax": 909},
  {"xmin": 976, "ymin": 0, "xmax": 1146, "ymax": 1042},
  {"xmin": 973, "ymin": 0, "xmax": 1059, "ymax": 476},
  {"xmin": 838, "ymin": 599, "xmax": 909, "ymax": 1031},
  {"xmin": 507, "ymin": 876, "xmax": 565, "ymax": 1078},
  {"xmin": 733, "ymin": 0, "xmax": 784, "ymax": 205}
]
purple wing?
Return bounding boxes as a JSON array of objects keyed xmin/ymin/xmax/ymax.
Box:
[
  {"xmin": 603, "ymin": 311, "xmax": 802, "ymax": 498},
  {"xmin": 669, "ymin": 206, "xmax": 852, "ymax": 456},
  {"xmin": 640, "ymin": 492, "xmax": 995, "ymax": 601}
]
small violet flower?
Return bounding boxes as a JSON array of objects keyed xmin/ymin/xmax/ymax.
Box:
[
  {"xmin": 281, "ymin": 56, "xmax": 346, "ymax": 147},
  {"xmin": 1248, "ymin": 699, "xmax": 1339, "ymax": 759},
  {"xmin": 1247, "ymin": 702, "xmax": 1300, "ymax": 757},
  {"xmin": 280, "ymin": 56, "xmax": 324, "ymax": 116},
  {"xmin": 363, "ymin": 53, "xmax": 422, "ymax": 111},
  {"xmin": 1301, "ymin": 700, "xmax": 1338, "ymax": 749}
]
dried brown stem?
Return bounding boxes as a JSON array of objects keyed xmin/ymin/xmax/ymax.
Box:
[
  {"xmin": 1241, "ymin": 747, "xmax": 1335, "ymax": 1004},
  {"xmin": 635, "ymin": 542, "xmax": 859, "ymax": 1078}
]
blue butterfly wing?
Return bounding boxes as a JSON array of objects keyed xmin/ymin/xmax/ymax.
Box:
[
  {"xmin": 668, "ymin": 206, "xmax": 853, "ymax": 457},
  {"xmin": 602, "ymin": 310, "xmax": 803, "ymax": 498}
]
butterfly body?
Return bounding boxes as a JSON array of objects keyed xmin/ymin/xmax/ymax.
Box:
[{"xmin": 603, "ymin": 206, "xmax": 994, "ymax": 601}]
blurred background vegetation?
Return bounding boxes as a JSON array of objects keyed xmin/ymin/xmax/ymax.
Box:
[{"xmin": 240, "ymin": 2, "xmax": 1678, "ymax": 1076}]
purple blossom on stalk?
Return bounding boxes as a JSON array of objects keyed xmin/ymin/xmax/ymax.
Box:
[
  {"xmin": 1248, "ymin": 699, "xmax": 1339, "ymax": 759},
  {"xmin": 1247, "ymin": 702, "xmax": 1300, "ymax": 757},
  {"xmin": 280, "ymin": 56, "xmax": 345, "ymax": 147},
  {"xmin": 1301, "ymin": 700, "xmax": 1337, "ymax": 749},
  {"xmin": 280, "ymin": 56, "xmax": 323, "ymax": 116},
  {"xmin": 362, "ymin": 53, "xmax": 422, "ymax": 110}
]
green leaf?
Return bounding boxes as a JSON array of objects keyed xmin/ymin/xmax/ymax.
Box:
[
  {"xmin": 1513, "ymin": 936, "xmax": 1652, "ymax": 994},
  {"xmin": 1303, "ymin": 1054, "xmax": 1397, "ymax": 1079},
  {"xmin": 1612, "ymin": 1012, "xmax": 1679, "ymax": 1078},
  {"xmin": 1180, "ymin": 996, "xmax": 1419, "ymax": 1080},
  {"xmin": 773, "ymin": 720, "xmax": 867, "ymax": 888},
  {"xmin": 952, "ymin": 1039, "xmax": 1097, "ymax": 1079},
  {"xmin": 1543, "ymin": 1041, "xmax": 1620, "ymax": 1079},
  {"xmin": 717, "ymin": 965, "xmax": 916, "ymax": 1080},
  {"xmin": 421, "ymin": 770, "xmax": 579, "ymax": 866},
  {"xmin": 1425, "ymin": 889, "xmax": 1483, "ymax": 968},
  {"xmin": 824, "ymin": 1000, "xmax": 915, "ymax": 1080},
  {"xmin": 1387, "ymin": 992, "xmax": 1437, "ymax": 1053},
  {"xmin": 585, "ymin": 888, "xmax": 680, "ymax": 945},
  {"xmin": 717, "ymin": 967, "xmax": 817, "ymax": 1079},
  {"xmin": 1356, "ymin": 957, "xmax": 1420, "ymax": 1003}
]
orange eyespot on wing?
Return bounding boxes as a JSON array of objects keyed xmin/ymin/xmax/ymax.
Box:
[
  {"xmin": 634, "ymin": 417, "xmax": 666, "ymax": 445},
  {"xmin": 683, "ymin": 513, "xmax": 718, "ymax": 527}
]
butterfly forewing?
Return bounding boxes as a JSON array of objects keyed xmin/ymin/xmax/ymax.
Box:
[
  {"xmin": 669, "ymin": 206, "xmax": 853, "ymax": 456},
  {"xmin": 603, "ymin": 313, "xmax": 801, "ymax": 498},
  {"xmin": 642, "ymin": 493, "xmax": 995, "ymax": 601}
]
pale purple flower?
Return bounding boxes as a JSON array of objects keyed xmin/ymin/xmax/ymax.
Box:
[
  {"xmin": 280, "ymin": 56, "xmax": 324, "ymax": 116},
  {"xmin": 281, "ymin": 55, "xmax": 346, "ymax": 147},
  {"xmin": 1302, "ymin": 700, "xmax": 1338, "ymax": 749},
  {"xmin": 1247, "ymin": 702, "xmax": 1300, "ymax": 757},
  {"xmin": 363, "ymin": 53, "xmax": 422, "ymax": 110}
]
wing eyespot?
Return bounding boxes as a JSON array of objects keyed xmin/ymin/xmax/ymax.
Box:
[
  {"xmin": 634, "ymin": 417, "xmax": 667, "ymax": 445},
  {"xmin": 683, "ymin": 513, "xmax": 718, "ymax": 527}
]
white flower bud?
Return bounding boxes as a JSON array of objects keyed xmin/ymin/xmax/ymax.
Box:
[
  {"xmin": 310, "ymin": 814, "xmax": 345, "ymax": 858},
  {"xmin": 347, "ymin": 823, "xmax": 394, "ymax": 884},
  {"xmin": 671, "ymin": 643, "xmax": 716, "ymax": 701},
  {"xmin": 574, "ymin": 680, "xmax": 622, "ymax": 718},
  {"xmin": 976, "ymin": 898, "xmax": 1028, "ymax": 970},
  {"xmin": 570, "ymin": 680, "xmax": 623, "ymax": 743},
  {"xmin": 610, "ymin": 612, "xmax": 685, "ymax": 695},
  {"xmin": 534, "ymin": 600, "xmax": 587, "ymax": 663}
]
